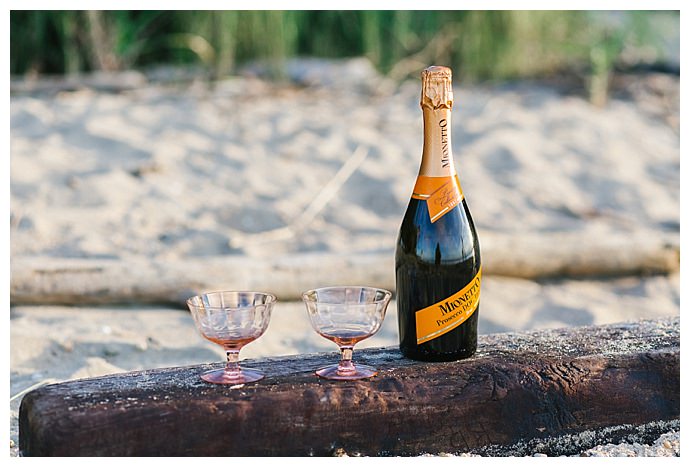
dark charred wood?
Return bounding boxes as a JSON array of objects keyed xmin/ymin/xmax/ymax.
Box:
[{"xmin": 18, "ymin": 317, "xmax": 679, "ymax": 456}]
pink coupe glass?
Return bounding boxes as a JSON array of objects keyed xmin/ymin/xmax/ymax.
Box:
[
  {"xmin": 302, "ymin": 286, "xmax": 391, "ymax": 380},
  {"xmin": 186, "ymin": 291, "xmax": 275, "ymax": 384}
]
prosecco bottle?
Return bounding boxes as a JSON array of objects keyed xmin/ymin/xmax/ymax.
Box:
[{"xmin": 396, "ymin": 65, "xmax": 481, "ymax": 362}]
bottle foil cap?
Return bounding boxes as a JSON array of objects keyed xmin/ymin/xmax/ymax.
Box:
[{"xmin": 421, "ymin": 65, "xmax": 453, "ymax": 110}]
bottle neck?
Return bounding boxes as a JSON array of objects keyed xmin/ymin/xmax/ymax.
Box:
[{"xmin": 419, "ymin": 107, "xmax": 456, "ymax": 177}]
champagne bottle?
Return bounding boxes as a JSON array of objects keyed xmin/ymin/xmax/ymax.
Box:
[{"xmin": 395, "ymin": 65, "xmax": 481, "ymax": 362}]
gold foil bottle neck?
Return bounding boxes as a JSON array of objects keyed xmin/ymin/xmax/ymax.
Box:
[{"xmin": 421, "ymin": 65, "xmax": 453, "ymax": 110}]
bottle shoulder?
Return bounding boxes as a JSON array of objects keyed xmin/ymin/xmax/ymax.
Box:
[
  {"xmin": 397, "ymin": 198, "xmax": 480, "ymax": 265},
  {"xmin": 399, "ymin": 196, "xmax": 478, "ymax": 234}
]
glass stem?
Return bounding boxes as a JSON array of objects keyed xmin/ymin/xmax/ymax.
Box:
[
  {"xmin": 337, "ymin": 347, "xmax": 356, "ymax": 375},
  {"xmin": 225, "ymin": 349, "xmax": 241, "ymax": 376}
]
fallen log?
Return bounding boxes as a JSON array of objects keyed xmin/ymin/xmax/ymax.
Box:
[
  {"xmin": 18, "ymin": 317, "xmax": 679, "ymax": 457},
  {"xmin": 10, "ymin": 71, "xmax": 148, "ymax": 95},
  {"xmin": 10, "ymin": 232, "xmax": 679, "ymax": 305},
  {"xmin": 10, "ymin": 253, "xmax": 391, "ymax": 306},
  {"xmin": 480, "ymin": 231, "xmax": 678, "ymax": 279}
]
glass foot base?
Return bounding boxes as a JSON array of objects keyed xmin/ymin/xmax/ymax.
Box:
[
  {"xmin": 315, "ymin": 363, "xmax": 378, "ymax": 380},
  {"xmin": 200, "ymin": 368, "xmax": 264, "ymax": 385}
]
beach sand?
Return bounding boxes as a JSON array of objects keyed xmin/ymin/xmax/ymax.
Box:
[{"xmin": 9, "ymin": 59, "xmax": 680, "ymax": 456}]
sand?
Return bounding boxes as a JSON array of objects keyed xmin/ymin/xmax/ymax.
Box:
[
  {"xmin": 9, "ymin": 61, "xmax": 679, "ymax": 260},
  {"xmin": 8, "ymin": 58, "xmax": 680, "ymax": 457}
]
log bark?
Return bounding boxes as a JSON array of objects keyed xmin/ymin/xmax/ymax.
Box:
[
  {"xmin": 18, "ymin": 317, "xmax": 679, "ymax": 457},
  {"xmin": 10, "ymin": 232, "xmax": 679, "ymax": 305}
]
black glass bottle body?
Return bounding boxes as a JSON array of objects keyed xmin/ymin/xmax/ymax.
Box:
[{"xmin": 395, "ymin": 194, "xmax": 481, "ymax": 362}]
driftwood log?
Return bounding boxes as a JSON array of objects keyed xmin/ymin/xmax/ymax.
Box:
[
  {"xmin": 11, "ymin": 71, "xmax": 149, "ymax": 95},
  {"xmin": 19, "ymin": 317, "xmax": 679, "ymax": 457},
  {"xmin": 10, "ymin": 232, "xmax": 679, "ymax": 305}
]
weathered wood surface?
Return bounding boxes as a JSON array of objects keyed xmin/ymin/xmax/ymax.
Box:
[
  {"xmin": 10, "ymin": 232, "xmax": 679, "ymax": 305},
  {"xmin": 19, "ymin": 317, "xmax": 679, "ymax": 457}
]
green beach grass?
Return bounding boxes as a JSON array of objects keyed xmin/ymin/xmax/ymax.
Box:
[{"xmin": 10, "ymin": 11, "xmax": 669, "ymax": 79}]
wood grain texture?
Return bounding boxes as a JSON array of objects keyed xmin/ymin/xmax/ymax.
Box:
[{"xmin": 18, "ymin": 317, "xmax": 679, "ymax": 456}]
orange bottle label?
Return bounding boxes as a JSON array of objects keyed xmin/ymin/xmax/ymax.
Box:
[
  {"xmin": 411, "ymin": 175, "xmax": 464, "ymax": 223},
  {"xmin": 415, "ymin": 267, "xmax": 481, "ymax": 345}
]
